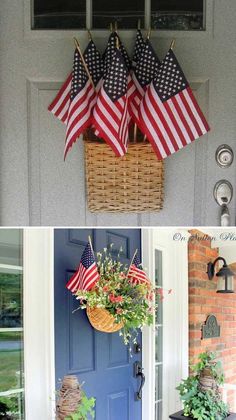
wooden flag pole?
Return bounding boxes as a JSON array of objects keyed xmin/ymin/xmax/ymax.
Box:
[
  {"xmin": 73, "ymin": 37, "xmax": 95, "ymax": 90},
  {"xmin": 128, "ymin": 249, "xmax": 138, "ymax": 271},
  {"xmin": 138, "ymin": 19, "xmax": 141, "ymax": 30},
  {"xmin": 88, "ymin": 235, "xmax": 96, "ymax": 259},
  {"xmin": 116, "ymin": 34, "xmax": 120, "ymax": 49},
  {"xmin": 87, "ymin": 29, "xmax": 92, "ymax": 41},
  {"xmin": 133, "ymin": 124, "xmax": 138, "ymax": 143},
  {"xmin": 110, "ymin": 22, "xmax": 113, "ymax": 32},
  {"xmin": 170, "ymin": 39, "xmax": 176, "ymax": 50},
  {"xmin": 146, "ymin": 27, "xmax": 151, "ymax": 40}
]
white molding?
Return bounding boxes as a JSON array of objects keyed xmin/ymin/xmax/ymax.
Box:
[
  {"xmin": 24, "ymin": 228, "xmax": 55, "ymax": 420},
  {"xmin": 142, "ymin": 229, "xmax": 189, "ymax": 420},
  {"xmin": 142, "ymin": 228, "xmax": 155, "ymax": 420}
]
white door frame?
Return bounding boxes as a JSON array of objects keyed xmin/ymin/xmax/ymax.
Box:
[
  {"xmin": 23, "ymin": 227, "xmax": 188, "ymax": 420},
  {"xmin": 142, "ymin": 228, "xmax": 189, "ymax": 420},
  {"xmin": 23, "ymin": 228, "xmax": 55, "ymax": 420}
]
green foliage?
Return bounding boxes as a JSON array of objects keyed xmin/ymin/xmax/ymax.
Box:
[
  {"xmin": 75, "ymin": 247, "xmax": 157, "ymax": 346},
  {"xmin": 65, "ymin": 392, "xmax": 95, "ymax": 420},
  {"xmin": 176, "ymin": 351, "xmax": 229, "ymax": 420},
  {"xmin": 0, "ymin": 395, "xmax": 21, "ymax": 419}
]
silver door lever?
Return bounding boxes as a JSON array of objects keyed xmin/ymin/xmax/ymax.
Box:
[
  {"xmin": 213, "ymin": 180, "xmax": 233, "ymax": 226},
  {"xmin": 220, "ymin": 203, "xmax": 230, "ymax": 226}
]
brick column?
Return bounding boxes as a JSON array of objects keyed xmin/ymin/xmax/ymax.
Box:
[{"xmin": 188, "ymin": 230, "xmax": 236, "ymax": 408}]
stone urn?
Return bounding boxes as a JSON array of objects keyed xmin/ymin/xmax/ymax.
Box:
[
  {"xmin": 199, "ymin": 363, "xmax": 218, "ymax": 392},
  {"xmin": 56, "ymin": 375, "xmax": 82, "ymax": 420}
]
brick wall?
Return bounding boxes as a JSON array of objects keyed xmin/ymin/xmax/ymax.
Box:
[{"xmin": 188, "ymin": 230, "xmax": 236, "ymax": 409}]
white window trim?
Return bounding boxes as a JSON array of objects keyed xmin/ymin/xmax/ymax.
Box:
[
  {"xmin": 24, "ymin": 228, "xmax": 55, "ymax": 420},
  {"xmin": 142, "ymin": 228, "xmax": 189, "ymax": 420}
]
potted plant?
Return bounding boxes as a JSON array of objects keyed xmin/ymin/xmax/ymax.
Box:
[
  {"xmin": 170, "ymin": 351, "xmax": 236, "ymax": 420},
  {"xmin": 75, "ymin": 247, "xmax": 164, "ymax": 347}
]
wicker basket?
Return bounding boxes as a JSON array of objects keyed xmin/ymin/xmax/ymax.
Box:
[
  {"xmin": 87, "ymin": 306, "xmax": 123, "ymax": 333},
  {"xmin": 84, "ymin": 134, "xmax": 164, "ymax": 213}
]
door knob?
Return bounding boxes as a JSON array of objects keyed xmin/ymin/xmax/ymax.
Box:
[{"xmin": 134, "ymin": 361, "xmax": 145, "ymax": 400}]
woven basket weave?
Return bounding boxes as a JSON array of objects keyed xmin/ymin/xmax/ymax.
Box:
[
  {"xmin": 84, "ymin": 136, "xmax": 164, "ymax": 213},
  {"xmin": 87, "ymin": 306, "xmax": 123, "ymax": 333}
]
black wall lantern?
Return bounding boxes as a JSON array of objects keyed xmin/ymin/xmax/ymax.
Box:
[{"xmin": 207, "ymin": 257, "xmax": 235, "ymax": 293}]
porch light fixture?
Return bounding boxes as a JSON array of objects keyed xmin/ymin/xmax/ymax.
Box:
[{"xmin": 207, "ymin": 257, "xmax": 235, "ymax": 293}]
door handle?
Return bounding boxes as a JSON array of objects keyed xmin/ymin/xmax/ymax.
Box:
[
  {"xmin": 220, "ymin": 203, "xmax": 230, "ymax": 226},
  {"xmin": 213, "ymin": 180, "xmax": 233, "ymax": 226},
  {"xmin": 134, "ymin": 361, "xmax": 146, "ymax": 400}
]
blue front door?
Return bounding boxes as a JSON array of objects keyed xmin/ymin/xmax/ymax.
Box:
[{"xmin": 54, "ymin": 229, "xmax": 142, "ymax": 420}]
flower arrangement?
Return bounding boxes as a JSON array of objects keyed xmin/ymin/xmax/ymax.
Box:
[{"xmin": 74, "ymin": 246, "xmax": 168, "ymax": 347}]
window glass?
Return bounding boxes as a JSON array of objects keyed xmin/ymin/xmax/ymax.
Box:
[
  {"xmin": 151, "ymin": 0, "xmax": 204, "ymax": 30},
  {"xmin": 0, "ymin": 270, "xmax": 23, "ymax": 329},
  {"xmin": 0, "ymin": 331, "xmax": 24, "ymax": 393},
  {"xmin": 0, "ymin": 230, "xmax": 24, "ymax": 420},
  {"xmin": 155, "ymin": 249, "xmax": 163, "ymax": 420},
  {"xmin": 33, "ymin": 0, "xmax": 86, "ymax": 29},
  {"xmin": 92, "ymin": 0, "xmax": 145, "ymax": 29}
]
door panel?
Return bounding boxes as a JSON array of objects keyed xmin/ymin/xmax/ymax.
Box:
[
  {"xmin": 54, "ymin": 229, "xmax": 142, "ymax": 420},
  {"xmin": 1, "ymin": 0, "xmax": 236, "ymax": 226}
]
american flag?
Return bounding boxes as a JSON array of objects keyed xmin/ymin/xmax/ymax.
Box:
[
  {"xmin": 130, "ymin": 39, "xmax": 160, "ymax": 126},
  {"xmin": 66, "ymin": 242, "xmax": 100, "ymax": 293},
  {"xmin": 64, "ymin": 40, "xmax": 103, "ymax": 158},
  {"xmin": 132, "ymin": 28, "xmax": 145, "ymax": 68},
  {"xmin": 103, "ymin": 32, "xmax": 131, "ymax": 76},
  {"xmin": 48, "ymin": 41, "xmax": 103, "ymax": 127},
  {"xmin": 93, "ymin": 48, "xmax": 129, "ymax": 156},
  {"xmin": 101, "ymin": 32, "xmax": 135, "ymax": 127},
  {"xmin": 48, "ymin": 72, "xmax": 72, "ymax": 124},
  {"xmin": 128, "ymin": 254, "xmax": 150, "ymax": 285},
  {"xmin": 138, "ymin": 48, "xmax": 210, "ymax": 159}
]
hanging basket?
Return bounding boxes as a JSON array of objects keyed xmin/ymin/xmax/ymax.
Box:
[
  {"xmin": 84, "ymin": 130, "xmax": 164, "ymax": 213},
  {"xmin": 87, "ymin": 306, "xmax": 123, "ymax": 333}
]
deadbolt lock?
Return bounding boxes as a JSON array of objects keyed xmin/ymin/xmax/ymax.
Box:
[{"xmin": 215, "ymin": 145, "xmax": 234, "ymax": 168}]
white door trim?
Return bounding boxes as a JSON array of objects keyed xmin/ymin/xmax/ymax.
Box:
[
  {"xmin": 23, "ymin": 228, "xmax": 55, "ymax": 420},
  {"xmin": 142, "ymin": 228, "xmax": 189, "ymax": 420}
]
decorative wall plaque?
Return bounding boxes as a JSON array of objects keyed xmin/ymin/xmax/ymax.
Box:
[{"xmin": 202, "ymin": 315, "xmax": 220, "ymax": 339}]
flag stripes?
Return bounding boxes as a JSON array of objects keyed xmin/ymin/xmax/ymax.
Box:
[
  {"xmin": 93, "ymin": 88, "xmax": 127, "ymax": 156},
  {"xmin": 138, "ymin": 79, "xmax": 210, "ymax": 159},
  {"xmin": 128, "ymin": 254, "xmax": 150, "ymax": 285},
  {"xmin": 66, "ymin": 262, "xmax": 99, "ymax": 292},
  {"xmin": 48, "ymin": 73, "xmax": 72, "ymax": 123},
  {"xmin": 128, "ymin": 264, "xmax": 150, "ymax": 285},
  {"xmin": 64, "ymin": 81, "xmax": 96, "ymax": 158}
]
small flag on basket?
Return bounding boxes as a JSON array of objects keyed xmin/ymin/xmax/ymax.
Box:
[
  {"xmin": 66, "ymin": 241, "xmax": 100, "ymax": 293},
  {"xmin": 64, "ymin": 40, "xmax": 103, "ymax": 158},
  {"xmin": 128, "ymin": 253, "xmax": 150, "ymax": 285},
  {"xmin": 132, "ymin": 28, "xmax": 145, "ymax": 68},
  {"xmin": 138, "ymin": 48, "xmax": 210, "ymax": 159},
  {"xmin": 93, "ymin": 48, "xmax": 129, "ymax": 156},
  {"xmin": 130, "ymin": 39, "xmax": 160, "ymax": 126},
  {"xmin": 48, "ymin": 72, "xmax": 72, "ymax": 124}
]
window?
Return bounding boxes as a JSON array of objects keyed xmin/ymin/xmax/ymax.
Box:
[
  {"xmin": 0, "ymin": 230, "xmax": 24, "ymax": 419},
  {"xmin": 151, "ymin": 0, "xmax": 204, "ymax": 30},
  {"xmin": 32, "ymin": 0, "xmax": 204, "ymax": 30},
  {"xmin": 92, "ymin": 0, "xmax": 145, "ymax": 29},
  {"xmin": 155, "ymin": 249, "xmax": 163, "ymax": 420}
]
